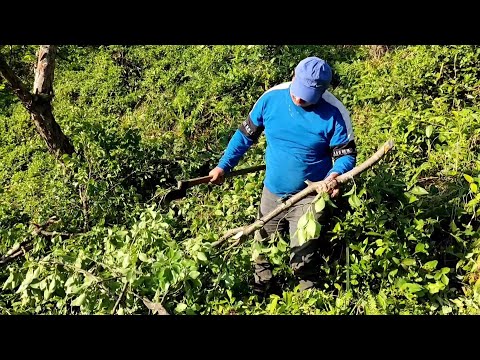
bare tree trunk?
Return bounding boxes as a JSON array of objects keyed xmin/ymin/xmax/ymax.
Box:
[
  {"xmin": 368, "ymin": 45, "xmax": 388, "ymax": 59},
  {"xmin": 0, "ymin": 45, "xmax": 74, "ymax": 156}
]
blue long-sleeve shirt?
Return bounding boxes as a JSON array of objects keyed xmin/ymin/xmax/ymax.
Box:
[{"xmin": 218, "ymin": 82, "xmax": 357, "ymax": 197}]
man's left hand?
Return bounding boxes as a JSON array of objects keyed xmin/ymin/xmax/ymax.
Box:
[{"xmin": 324, "ymin": 172, "xmax": 340, "ymax": 198}]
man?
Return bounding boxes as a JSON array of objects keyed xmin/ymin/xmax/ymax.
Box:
[{"xmin": 209, "ymin": 56, "xmax": 357, "ymax": 295}]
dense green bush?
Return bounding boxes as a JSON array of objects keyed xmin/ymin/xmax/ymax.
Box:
[{"xmin": 0, "ymin": 45, "xmax": 479, "ymax": 314}]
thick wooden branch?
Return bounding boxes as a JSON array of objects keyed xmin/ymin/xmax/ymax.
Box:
[
  {"xmin": 0, "ymin": 217, "xmax": 82, "ymax": 268},
  {"xmin": 33, "ymin": 45, "xmax": 56, "ymax": 95},
  {"xmin": 29, "ymin": 46, "xmax": 75, "ymax": 156},
  {"xmin": 0, "ymin": 46, "xmax": 74, "ymax": 156},
  {"xmin": 213, "ymin": 140, "xmax": 394, "ymax": 247},
  {"xmin": 0, "ymin": 55, "xmax": 34, "ymax": 109},
  {"xmin": 0, "ymin": 241, "xmax": 33, "ymax": 266}
]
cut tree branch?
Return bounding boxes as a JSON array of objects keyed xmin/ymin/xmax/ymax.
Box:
[
  {"xmin": 0, "ymin": 54, "xmax": 34, "ymax": 108},
  {"xmin": 0, "ymin": 217, "xmax": 82, "ymax": 268},
  {"xmin": 0, "ymin": 241, "xmax": 33, "ymax": 266},
  {"xmin": 213, "ymin": 140, "xmax": 395, "ymax": 247}
]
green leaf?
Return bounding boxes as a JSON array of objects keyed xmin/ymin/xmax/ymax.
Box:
[
  {"xmin": 396, "ymin": 278, "xmax": 407, "ymax": 289},
  {"xmin": 325, "ymin": 197, "xmax": 338, "ymax": 208},
  {"xmin": 414, "ymin": 243, "xmax": 426, "ymax": 254},
  {"xmin": 463, "ymin": 174, "xmax": 474, "ymax": 183},
  {"xmin": 423, "ymin": 260, "xmax": 438, "ymax": 271},
  {"xmin": 348, "ymin": 194, "xmax": 361, "ymax": 208},
  {"xmin": 426, "ymin": 125, "xmax": 433, "ymax": 138},
  {"xmin": 122, "ymin": 254, "xmax": 130, "ymax": 268},
  {"xmin": 214, "ymin": 210, "xmax": 223, "ymax": 216},
  {"xmin": 126, "ymin": 269, "xmax": 136, "ymax": 283},
  {"xmin": 297, "ymin": 213, "xmax": 309, "ymax": 229},
  {"xmin": 116, "ymin": 230, "xmax": 129, "ymax": 238},
  {"xmin": 251, "ymin": 248, "xmax": 261, "ymax": 262},
  {"xmin": 410, "ymin": 186, "xmax": 429, "ymax": 196},
  {"xmin": 441, "ymin": 306, "xmax": 452, "ymax": 314},
  {"xmin": 175, "ymin": 303, "xmax": 187, "ymax": 313},
  {"xmin": 305, "ymin": 220, "xmax": 321, "ymax": 240},
  {"xmin": 314, "ymin": 197, "xmax": 326, "ymax": 213},
  {"xmin": 450, "ymin": 221, "xmax": 458, "ymax": 233},
  {"xmin": 377, "ymin": 291, "xmax": 387, "ymax": 309},
  {"xmin": 406, "ymin": 283, "xmax": 423, "ymax": 293},
  {"xmin": 277, "ymin": 239, "xmax": 288, "ymax": 252},
  {"xmin": 49, "ymin": 278, "xmax": 56, "ymax": 292},
  {"xmin": 434, "ymin": 271, "xmax": 443, "ymax": 281},
  {"xmin": 470, "ymin": 183, "xmax": 478, "ymax": 193},
  {"xmin": 332, "ymin": 222, "xmax": 341, "ymax": 233},
  {"xmin": 44, "ymin": 289, "xmax": 52, "ymax": 300},
  {"xmin": 388, "ymin": 269, "xmax": 398, "ymax": 279},
  {"xmin": 71, "ymin": 293, "xmax": 86, "ymax": 307},
  {"xmin": 343, "ymin": 184, "xmax": 356, "ymax": 196},
  {"xmin": 3, "ymin": 273, "xmax": 14, "ymax": 289},
  {"xmin": 138, "ymin": 253, "xmax": 149, "ymax": 262},
  {"xmin": 189, "ymin": 271, "xmax": 200, "ymax": 280},
  {"xmin": 402, "ymin": 258, "xmax": 416, "ymax": 266},
  {"xmin": 297, "ymin": 228, "xmax": 307, "ymax": 246},
  {"xmin": 374, "ymin": 247, "xmax": 386, "ymax": 256},
  {"xmin": 441, "ymin": 274, "xmax": 449, "ymax": 285},
  {"xmin": 267, "ymin": 296, "xmax": 279, "ymax": 314},
  {"xmin": 474, "ymin": 278, "xmax": 480, "ymax": 291},
  {"xmin": 16, "ymin": 269, "xmax": 35, "ymax": 293},
  {"xmin": 197, "ymin": 252, "xmax": 207, "ymax": 262},
  {"xmin": 426, "ymin": 282, "xmax": 443, "ymax": 294}
]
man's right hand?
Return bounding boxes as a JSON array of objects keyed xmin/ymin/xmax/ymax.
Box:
[{"xmin": 209, "ymin": 167, "xmax": 225, "ymax": 185}]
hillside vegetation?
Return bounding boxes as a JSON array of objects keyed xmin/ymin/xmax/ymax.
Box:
[{"xmin": 0, "ymin": 45, "xmax": 479, "ymax": 314}]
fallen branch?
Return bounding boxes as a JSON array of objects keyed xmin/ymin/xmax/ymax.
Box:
[
  {"xmin": 0, "ymin": 242, "xmax": 33, "ymax": 266},
  {"xmin": 213, "ymin": 140, "xmax": 394, "ymax": 247},
  {"xmin": 0, "ymin": 218, "xmax": 82, "ymax": 268},
  {"xmin": 31, "ymin": 216, "xmax": 79, "ymax": 238}
]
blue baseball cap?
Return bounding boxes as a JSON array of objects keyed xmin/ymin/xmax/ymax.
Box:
[{"xmin": 290, "ymin": 57, "xmax": 332, "ymax": 104}]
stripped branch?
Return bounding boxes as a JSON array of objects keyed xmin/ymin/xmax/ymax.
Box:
[{"xmin": 213, "ymin": 140, "xmax": 394, "ymax": 247}]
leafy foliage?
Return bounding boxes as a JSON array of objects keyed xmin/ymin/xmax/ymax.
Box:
[{"xmin": 1, "ymin": 45, "xmax": 479, "ymax": 314}]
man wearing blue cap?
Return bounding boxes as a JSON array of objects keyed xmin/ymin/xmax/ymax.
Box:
[{"xmin": 209, "ymin": 56, "xmax": 357, "ymax": 295}]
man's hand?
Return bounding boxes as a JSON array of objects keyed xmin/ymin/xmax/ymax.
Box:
[
  {"xmin": 324, "ymin": 172, "xmax": 340, "ymax": 198},
  {"xmin": 209, "ymin": 167, "xmax": 225, "ymax": 185}
]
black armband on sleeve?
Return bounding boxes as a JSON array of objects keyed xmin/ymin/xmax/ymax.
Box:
[
  {"xmin": 331, "ymin": 140, "xmax": 357, "ymax": 160},
  {"xmin": 238, "ymin": 115, "xmax": 264, "ymax": 142}
]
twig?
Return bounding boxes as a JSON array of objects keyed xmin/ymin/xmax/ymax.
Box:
[
  {"xmin": 38, "ymin": 230, "xmax": 78, "ymax": 237},
  {"xmin": 418, "ymin": 176, "xmax": 441, "ymax": 183},
  {"xmin": 79, "ymin": 185, "xmax": 89, "ymax": 232},
  {"xmin": 112, "ymin": 282, "xmax": 129, "ymax": 314}
]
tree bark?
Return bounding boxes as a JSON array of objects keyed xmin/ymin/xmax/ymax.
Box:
[
  {"xmin": 368, "ymin": 45, "xmax": 388, "ymax": 59},
  {"xmin": 0, "ymin": 45, "xmax": 74, "ymax": 156}
]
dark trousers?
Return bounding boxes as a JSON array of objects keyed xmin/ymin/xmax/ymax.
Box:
[{"xmin": 254, "ymin": 186, "xmax": 325, "ymax": 291}]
